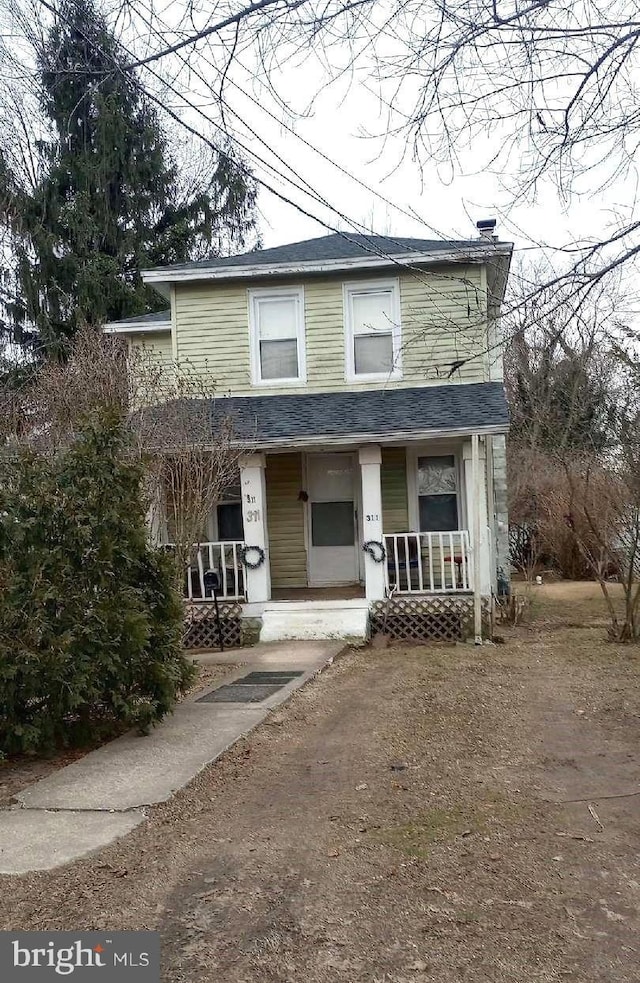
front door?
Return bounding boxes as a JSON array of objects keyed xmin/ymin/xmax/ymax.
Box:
[{"xmin": 307, "ymin": 453, "xmax": 358, "ymax": 585}]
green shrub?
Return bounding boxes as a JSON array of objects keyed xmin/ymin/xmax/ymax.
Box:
[{"xmin": 0, "ymin": 410, "xmax": 194, "ymax": 756}]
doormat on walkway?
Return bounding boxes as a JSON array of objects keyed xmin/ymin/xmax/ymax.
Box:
[
  {"xmin": 196, "ymin": 670, "xmax": 305, "ymax": 704},
  {"xmin": 197, "ymin": 683, "xmax": 283, "ymax": 703},
  {"xmin": 238, "ymin": 671, "xmax": 304, "ymax": 684}
]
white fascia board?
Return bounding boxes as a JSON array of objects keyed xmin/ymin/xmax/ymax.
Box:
[
  {"xmin": 103, "ymin": 321, "xmax": 171, "ymax": 334},
  {"xmin": 228, "ymin": 423, "xmax": 509, "ymax": 451},
  {"xmin": 141, "ymin": 244, "xmax": 514, "ymax": 287}
]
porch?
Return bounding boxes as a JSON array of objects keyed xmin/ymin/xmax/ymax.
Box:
[
  {"xmin": 181, "ymin": 529, "xmax": 474, "ymax": 603},
  {"xmin": 175, "ymin": 434, "xmax": 493, "ymax": 643}
]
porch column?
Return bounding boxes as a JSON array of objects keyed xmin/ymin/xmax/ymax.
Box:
[
  {"xmin": 462, "ymin": 437, "xmax": 491, "ymax": 642},
  {"xmin": 239, "ymin": 453, "xmax": 271, "ymax": 603},
  {"xmin": 359, "ymin": 444, "xmax": 386, "ymax": 601}
]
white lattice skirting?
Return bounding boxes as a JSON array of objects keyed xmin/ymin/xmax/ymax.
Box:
[{"xmin": 370, "ymin": 595, "xmax": 491, "ymax": 642}]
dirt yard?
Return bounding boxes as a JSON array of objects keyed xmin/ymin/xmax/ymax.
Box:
[{"xmin": 2, "ymin": 582, "xmax": 640, "ymax": 982}]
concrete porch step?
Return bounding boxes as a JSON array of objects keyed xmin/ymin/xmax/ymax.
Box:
[{"xmin": 259, "ymin": 599, "xmax": 370, "ymax": 643}]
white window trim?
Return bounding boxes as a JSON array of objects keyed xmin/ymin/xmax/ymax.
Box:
[
  {"xmin": 407, "ymin": 446, "xmax": 464, "ymax": 532},
  {"xmin": 207, "ymin": 498, "xmax": 244, "ymax": 542},
  {"xmin": 248, "ymin": 286, "xmax": 306, "ymax": 387},
  {"xmin": 343, "ymin": 277, "xmax": 402, "ymax": 383}
]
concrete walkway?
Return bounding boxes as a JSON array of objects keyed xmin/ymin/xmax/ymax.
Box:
[{"xmin": 0, "ymin": 641, "xmax": 342, "ymax": 875}]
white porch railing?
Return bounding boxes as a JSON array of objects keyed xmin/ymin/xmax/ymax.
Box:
[
  {"xmin": 167, "ymin": 541, "xmax": 246, "ymax": 601},
  {"xmin": 384, "ymin": 530, "xmax": 472, "ymax": 594}
]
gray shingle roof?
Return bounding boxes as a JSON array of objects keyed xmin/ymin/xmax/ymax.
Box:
[
  {"xmin": 207, "ymin": 382, "xmax": 508, "ymax": 445},
  {"xmin": 112, "ymin": 309, "xmax": 170, "ymax": 325},
  {"xmin": 149, "ymin": 234, "xmax": 486, "ymax": 274}
]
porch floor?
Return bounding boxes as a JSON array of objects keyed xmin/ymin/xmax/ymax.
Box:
[{"xmin": 270, "ymin": 585, "xmax": 366, "ymax": 601}]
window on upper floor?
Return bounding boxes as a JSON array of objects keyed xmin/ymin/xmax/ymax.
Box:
[
  {"xmin": 344, "ymin": 279, "xmax": 401, "ymax": 381},
  {"xmin": 418, "ymin": 455, "xmax": 459, "ymax": 531},
  {"xmin": 248, "ymin": 287, "xmax": 306, "ymax": 385}
]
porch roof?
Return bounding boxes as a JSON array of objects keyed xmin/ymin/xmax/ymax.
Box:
[
  {"xmin": 104, "ymin": 309, "xmax": 170, "ymax": 333},
  {"xmin": 209, "ymin": 382, "xmax": 509, "ymax": 447}
]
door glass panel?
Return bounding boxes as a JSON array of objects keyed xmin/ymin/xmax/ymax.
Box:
[
  {"xmin": 419, "ymin": 494, "xmax": 458, "ymax": 532},
  {"xmin": 309, "ymin": 456, "xmax": 354, "ymax": 502},
  {"xmin": 418, "ymin": 455, "xmax": 456, "ymax": 494},
  {"xmin": 311, "ymin": 501, "xmax": 354, "ymax": 547}
]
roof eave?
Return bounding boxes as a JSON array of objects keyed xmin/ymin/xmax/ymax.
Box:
[
  {"xmin": 103, "ymin": 321, "xmax": 171, "ymax": 334},
  {"xmin": 141, "ymin": 244, "xmax": 514, "ymax": 287},
  {"xmin": 229, "ymin": 421, "xmax": 509, "ymax": 450}
]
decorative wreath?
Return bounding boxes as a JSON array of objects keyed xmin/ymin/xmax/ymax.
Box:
[
  {"xmin": 239, "ymin": 544, "xmax": 266, "ymax": 569},
  {"xmin": 362, "ymin": 540, "xmax": 386, "ymax": 564}
]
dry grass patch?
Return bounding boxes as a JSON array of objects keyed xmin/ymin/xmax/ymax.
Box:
[
  {"xmin": 513, "ymin": 579, "xmax": 629, "ymax": 629},
  {"xmin": 1, "ymin": 584, "xmax": 640, "ymax": 982}
]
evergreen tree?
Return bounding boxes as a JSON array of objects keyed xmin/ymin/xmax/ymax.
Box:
[
  {"xmin": 0, "ymin": 0, "xmax": 258, "ymax": 355},
  {"xmin": 0, "ymin": 408, "xmax": 194, "ymax": 755}
]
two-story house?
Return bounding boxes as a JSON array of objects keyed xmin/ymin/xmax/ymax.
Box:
[{"xmin": 105, "ymin": 229, "xmax": 512, "ymax": 643}]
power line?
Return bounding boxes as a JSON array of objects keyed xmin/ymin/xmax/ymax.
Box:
[
  {"xmin": 115, "ymin": 0, "xmax": 505, "ymax": 370},
  {"xmin": 116, "ymin": 0, "xmax": 573, "ymax": 312},
  {"xmin": 25, "ymin": 0, "xmax": 509, "ymax": 375}
]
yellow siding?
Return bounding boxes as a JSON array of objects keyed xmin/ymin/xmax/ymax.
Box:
[
  {"xmin": 266, "ymin": 453, "xmax": 307, "ymax": 587},
  {"xmin": 126, "ymin": 330, "xmax": 174, "ymax": 405},
  {"xmin": 401, "ymin": 268, "xmax": 488, "ymax": 384},
  {"xmin": 128, "ymin": 331, "xmax": 174, "ymax": 372},
  {"xmin": 173, "ymin": 266, "xmax": 488, "ymax": 396},
  {"xmin": 381, "ymin": 447, "xmax": 409, "ymax": 532}
]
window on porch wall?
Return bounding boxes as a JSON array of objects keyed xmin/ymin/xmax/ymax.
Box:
[
  {"xmin": 210, "ymin": 482, "xmax": 244, "ymax": 542},
  {"xmin": 216, "ymin": 502, "xmax": 244, "ymax": 541},
  {"xmin": 417, "ymin": 455, "xmax": 459, "ymax": 532},
  {"xmin": 162, "ymin": 481, "xmax": 245, "ymax": 545}
]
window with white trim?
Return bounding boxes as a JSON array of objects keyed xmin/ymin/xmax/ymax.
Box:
[
  {"xmin": 216, "ymin": 501, "xmax": 244, "ymax": 542},
  {"xmin": 206, "ymin": 483, "xmax": 244, "ymax": 542},
  {"xmin": 418, "ymin": 455, "xmax": 459, "ymax": 532},
  {"xmin": 249, "ymin": 287, "xmax": 305, "ymax": 384},
  {"xmin": 344, "ymin": 279, "xmax": 401, "ymax": 380}
]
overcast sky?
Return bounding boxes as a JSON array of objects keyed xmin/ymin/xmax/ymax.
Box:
[
  {"xmin": 158, "ymin": 11, "xmax": 632, "ymax": 274},
  {"xmin": 6, "ymin": 0, "xmax": 638, "ymax": 301}
]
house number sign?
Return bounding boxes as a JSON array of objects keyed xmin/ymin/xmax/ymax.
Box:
[{"xmin": 245, "ymin": 509, "xmax": 261, "ymax": 522}]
